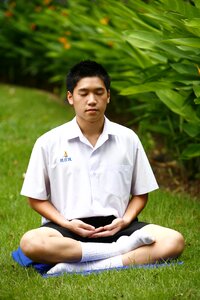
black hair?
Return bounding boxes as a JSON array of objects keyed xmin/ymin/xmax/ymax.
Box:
[{"xmin": 67, "ymin": 60, "xmax": 111, "ymax": 93}]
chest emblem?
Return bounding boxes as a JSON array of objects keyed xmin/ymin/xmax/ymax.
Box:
[{"xmin": 60, "ymin": 150, "xmax": 72, "ymax": 162}]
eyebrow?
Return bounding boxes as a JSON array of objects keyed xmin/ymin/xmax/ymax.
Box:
[{"xmin": 78, "ymin": 87, "xmax": 105, "ymax": 92}]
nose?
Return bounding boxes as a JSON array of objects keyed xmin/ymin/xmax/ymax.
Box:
[{"xmin": 87, "ymin": 93, "xmax": 97, "ymax": 105}]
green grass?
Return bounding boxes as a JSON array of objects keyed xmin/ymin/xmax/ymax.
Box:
[{"xmin": 0, "ymin": 84, "xmax": 200, "ymax": 300}]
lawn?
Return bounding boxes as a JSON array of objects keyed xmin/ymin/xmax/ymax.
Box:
[{"xmin": 0, "ymin": 84, "xmax": 199, "ymax": 300}]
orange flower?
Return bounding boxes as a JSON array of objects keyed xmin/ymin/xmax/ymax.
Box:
[
  {"xmin": 58, "ymin": 37, "xmax": 68, "ymax": 44},
  {"xmin": 58, "ymin": 37, "xmax": 71, "ymax": 49},
  {"xmin": 100, "ymin": 17, "xmax": 109, "ymax": 25},
  {"xmin": 64, "ymin": 42, "xmax": 71, "ymax": 50},
  {"xmin": 4, "ymin": 11, "xmax": 13, "ymax": 17}
]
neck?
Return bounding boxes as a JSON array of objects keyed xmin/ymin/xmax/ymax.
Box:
[{"xmin": 76, "ymin": 116, "xmax": 105, "ymax": 146}]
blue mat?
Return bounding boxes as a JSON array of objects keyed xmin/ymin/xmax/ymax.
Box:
[
  {"xmin": 12, "ymin": 247, "xmax": 54, "ymax": 274},
  {"xmin": 12, "ymin": 247, "xmax": 183, "ymax": 278}
]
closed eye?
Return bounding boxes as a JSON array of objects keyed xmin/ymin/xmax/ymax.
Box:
[{"xmin": 95, "ymin": 88, "xmax": 105, "ymax": 95}]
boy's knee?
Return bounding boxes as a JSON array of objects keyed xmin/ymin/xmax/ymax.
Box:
[
  {"xmin": 168, "ymin": 231, "xmax": 185, "ymax": 257},
  {"xmin": 20, "ymin": 230, "xmax": 41, "ymax": 258},
  {"xmin": 175, "ymin": 232, "xmax": 185, "ymax": 254}
]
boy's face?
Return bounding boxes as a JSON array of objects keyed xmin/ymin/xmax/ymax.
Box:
[{"xmin": 67, "ymin": 76, "xmax": 110, "ymax": 124}]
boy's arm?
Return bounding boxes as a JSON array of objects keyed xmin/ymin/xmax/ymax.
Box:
[
  {"xmin": 89, "ymin": 194, "xmax": 148, "ymax": 238},
  {"xmin": 28, "ymin": 198, "xmax": 96, "ymax": 237},
  {"xmin": 122, "ymin": 193, "xmax": 148, "ymax": 226}
]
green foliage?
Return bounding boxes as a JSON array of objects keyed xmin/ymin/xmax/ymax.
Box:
[
  {"xmin": 0, "ymin": 84, "xmax": 200, "ymax": 300},
  {"xmin": 0, "ymin": 0, "xmax": 200, "ymax": 176}
]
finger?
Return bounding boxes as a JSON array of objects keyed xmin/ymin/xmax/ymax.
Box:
[
  {"xmin": 93, "ymin": 226, "xmax": 105, "ymax": 233},
  {"xmin": 90, "ymin": 230, "xmax": 115, "ymax": 238},
  {"xmin": 87, "ymin": 227, "xmax": 106, "ymax": 238},
  {"xmin": 79, "ymin": 229, "xmax": 97, "ymax": 237},
  {"xmin": 103, "ymin": 224, "xmax": 117, "ymax": 231},
  {"xmin": 80, "ymin": 222, "xmax": 95, "ymax": 231}
]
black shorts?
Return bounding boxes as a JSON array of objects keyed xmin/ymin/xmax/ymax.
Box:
[{"xmin": 41, "ymin": 215, "xmax": 149, "ymax": 243}]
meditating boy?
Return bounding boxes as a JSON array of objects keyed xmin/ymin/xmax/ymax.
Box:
[{"xmin": 20, "ymin": 60, "xmax": 184, "ymax": 274}]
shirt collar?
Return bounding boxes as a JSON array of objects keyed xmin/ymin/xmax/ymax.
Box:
[
  {"xmin": 66, "ymin": 117, "xmax": 83, "ymax": 140},
  {"xmin": 66, "ymin": 116, "xmax": 117, "ymax": 141},
  {"xmin": 102, "ymin": 117, "xmax": 118, "ymax": 136}
]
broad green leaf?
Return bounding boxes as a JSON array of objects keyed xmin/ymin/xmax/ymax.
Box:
[
  {"xmin": 45, "ymin": 51, "xmax": 61, "ymax": 58},
  {"xmin": 120, "ymin": 82, "xmax": 174, "ymax": 96},
  {"xmin": 100, "ymin": 0, "xmax": 138, "ymax": 20},
  {"xmin": 181, "ymin": 143, "xmax": 200, "ymax": 159},
  {"xmin": 159, "ymin": 0, "xmax": 200, "ymax": 18},
  {"xmin": 15, "ymin": 47, "xmax": 32, "ymax": 58},
  {"xmin": 183, "ymin": 122, "xmax": 200, "ymax": 137},
  {"xmin": 166, "ymin": 38, "xmax": 200, "ymax": 48},
  {"xmin": 171, "ymin": 63, "xmax": 197, "ymax": 75},
  {"xmin": 194, "ymin": 98, "xmax": 200, "ymax": 104},
  {"xmin": 184, "ymin": 18, "xmax": 200, "ymax": 28},
  {"xmin": 140, "ymin": 123, "xmax": 171, "ymax": 135},
  {"xmin": 193, "ymin": 85, "xmax": 200, "ymax": 98},
  {"xmin": 49, "ymin": 75, "xmax": 63, "ymax": 83},
  {"xmin": 156, "ymin": 89, "xmax": 199, "ymax": 122},
  {"xmin": 124, "ymin": 31, "xmax": 162, "ymax": 50},
  {"xmin": 194, "ymin": 0, "xmax": 200, "ymax": 9},
  {"xmin": 124, "ymin": 45, "xmax": 153, "ymax": 68},
  {"xmin": 143, "ymin": 12, "xmax": 184, "ymax": 30},
  {"xmin": 149, "ymin": 52, "xmax": 168, "ymax": 63},
  {"xmin": 157, "ymin": 43, "xmax": 194, "ymax": 60}
]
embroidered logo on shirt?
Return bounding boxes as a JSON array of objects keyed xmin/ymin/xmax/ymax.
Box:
[{"xmin": 60, "ymin": 150, "xmax": 72, "ymax": 162}]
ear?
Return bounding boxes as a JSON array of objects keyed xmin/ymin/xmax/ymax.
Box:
[
  {"xmin": 107, "ymin": 90, "xmax": 110, "ymax": 103},
  {"xmin": 67, "ymin": 91, "xmax": 74, "ymax": 105}
]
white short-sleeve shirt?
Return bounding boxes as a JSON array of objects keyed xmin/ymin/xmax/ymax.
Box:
[{"xmin": 21, "ymin": 117, "xmax": 158, "ymax": 224}]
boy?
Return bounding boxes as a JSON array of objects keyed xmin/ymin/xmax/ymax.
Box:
[{"xmin": 20, "ymin": 60, "xmax": 184, "ymax": 274}]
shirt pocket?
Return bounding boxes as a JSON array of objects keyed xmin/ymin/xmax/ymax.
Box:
[{"xmin": 103, "ymin": 165, "xmax": 132, "ymax": 198}]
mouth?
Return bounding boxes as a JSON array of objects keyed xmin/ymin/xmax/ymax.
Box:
[{"xmin": 85, "ymin": 109, "xmax": 98, "ymax": 112}]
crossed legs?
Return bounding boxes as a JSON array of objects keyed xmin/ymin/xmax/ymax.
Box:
[
  {"xmin": 20, "ymin": 227, "xmax": 82, "ymax": 263},
  {"xmin": 20, "ymin": 224, "xmax": 185, "ymax": 266},
  {"xmin": 122, "ymin": 224, "xmax": 185, "ymax": 265}
]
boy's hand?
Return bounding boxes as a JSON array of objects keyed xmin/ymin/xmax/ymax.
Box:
[
  {"xmin": 67, "ymin": 219, "xmax": 96, "ymax": 237},
  {"xmin": 88, "ymin": 218, "xmax": 127, "ymax": 238}
]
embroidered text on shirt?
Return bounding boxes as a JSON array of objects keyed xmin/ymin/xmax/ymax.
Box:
[{"xmin": 60, "ymin": 150, "xmax": 72, "ymax": 162}]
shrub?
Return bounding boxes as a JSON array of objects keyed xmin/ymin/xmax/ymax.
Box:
[{"xmin": 0, "ymin": 0, "xmax": 200, "ymax": 177}]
